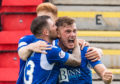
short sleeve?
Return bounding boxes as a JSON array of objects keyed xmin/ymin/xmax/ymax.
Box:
[
  {"xmin": 82, "ymin": 46, "xmax": 102, "ymax": 68},
  {"xmin": 89, "ymin": 60, "xmax": 102, "ymax": 68},
  {"xmin": 18, "ymin": 35, "xmax": 35, "ymax": 50},
  {"xmin": 47, "ymin": 46, "xmax": 69, "ymax": 64}
]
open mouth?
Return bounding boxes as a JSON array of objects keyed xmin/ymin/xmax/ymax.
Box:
[{"xmin": 68, "ymin": 39, "xmax": 75, "ymax": 43}]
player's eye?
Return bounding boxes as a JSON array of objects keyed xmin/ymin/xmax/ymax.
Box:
[{"xmin": 66, "ymin": 30, "xmax": 71, "ymax": 33}]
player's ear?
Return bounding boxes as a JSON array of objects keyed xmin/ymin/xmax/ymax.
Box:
[{"xmin": 43, "ymin": 28, "xmax": 49, "ymax": 36}]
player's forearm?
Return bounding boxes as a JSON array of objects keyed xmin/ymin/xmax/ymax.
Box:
[
  {"xmin": 94, "ymin": 64, "xmax": 106, "ymax": 78},
  {"xmin": 72, "ymin": 42, "xmax": 81, "ymax": 59},
  {"xmin": 94, "ymin": 64, "xmax": 112, "ymax": 84},
  {"xmin": 65, "ymin": 44, "xmax": 81, "ymax": 67},
  {"xmin": 18, "ymin": 45, "xmax": 32, "ymax": 61},
  {"xmin": 65, "ymin": 55, "xmax": 81, "ymax": 67}
]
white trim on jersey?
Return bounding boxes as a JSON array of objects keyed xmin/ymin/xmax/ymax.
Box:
[
  {"xmin": 18, "ymin": 42, "xmax": 27, "ymax": 47},
  {"xmin": 52, "ymin": 40, "xmax": 56, "ymax": 46},
  {"xmin": 40, "ymin": 54, "xmax": 55, "ymax": 70}
]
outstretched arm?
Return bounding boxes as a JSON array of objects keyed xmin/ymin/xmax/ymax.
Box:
[
  {"xmin": 94, "ymin": 64, "xmax": 113, "ymax": 84},
  {"xmin": 18, "ymin": 41, "xmax": 51, "ymax": 60}
]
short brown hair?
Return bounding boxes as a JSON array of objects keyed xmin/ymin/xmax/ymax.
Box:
[
  {"xmin": 56, "ymin": 16, "xmax": 75, "ymax": 28},
  {"xmin": 36, "ymin": 2, "xmax": 57, "ymax": 18},
  {"xmin": 31, "ymin": 15, "xmax": 51, "ymax": 36}
]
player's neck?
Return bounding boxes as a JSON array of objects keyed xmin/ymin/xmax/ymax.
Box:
[
  {"xmin": 58, "ymin": 41, "xmax": 69, "ymax": 52},
  {"xmin": 36, "ymin": 35, "xmax": 53, "ymax": 44}
]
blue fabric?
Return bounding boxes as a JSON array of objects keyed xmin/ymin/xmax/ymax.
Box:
[
  {"xmin": 16, "ymin": 59, "xmax": 26, "ymax": 84},
  {"xmin": 23, "ymin": 39, "xmax": 69, "ymax": 84},
  {"xmin": 17, "ymin": 35, "xmax": 59, "ymax": 84},
  {"xmin": 17, "ymin": 35, "xmax": 36, "ymax": 84},
  {"xmin": 57, "ymin": 46, "xmax": 102, "ymax": 84},
  {"xmin": 18, "ymin": 35, "xmax": 36, "ymax": 51},
  {"xmin": 17, "ymin": 35, "xmax": 102, "ymax": 84}
]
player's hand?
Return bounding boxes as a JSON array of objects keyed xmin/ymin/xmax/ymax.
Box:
[
  {"xmin": 102, "ymin": 70, "xmax": 113, "ymax": 84},
  {"xmin": 85, "ymin": 47, "xmax": 103, "ymax": 62},
  {"xmin": 28, "ymin": 41, "xmax": 52, "ymax": 54},
  {"xmin": 77, "ymin": 39, "xmax": 90, "ymax": 50}
]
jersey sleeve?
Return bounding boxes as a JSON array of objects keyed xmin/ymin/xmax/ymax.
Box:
[
  {"xmin": 89, "ymin": 60, "xmax": 102, "ymax": 68},
  {"xmin": 47, "ymin": 46, "xmax": 69, "ymax": 64},
  {"xmin": 18, "ymin": 35, "xmax": 35, "ymax": 50},
  {"xmin": 82, "ymin": 46, "xmax": 102, "ymax": 68}
]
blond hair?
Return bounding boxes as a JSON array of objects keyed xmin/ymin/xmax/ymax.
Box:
[{"xmin": 36, "ymin": 2, "xmax": 57, "ymax": 18}]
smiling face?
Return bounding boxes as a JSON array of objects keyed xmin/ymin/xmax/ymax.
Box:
[{"xmin": 57, "ymin": 23, "xmax": 77, "ymax": 51}]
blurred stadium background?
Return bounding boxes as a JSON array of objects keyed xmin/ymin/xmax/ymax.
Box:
[{"xmin": 0, "ymin": 0, "xmax": 120, "ymax": 84}]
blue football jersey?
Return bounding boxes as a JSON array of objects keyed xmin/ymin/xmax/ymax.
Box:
[
  {"xmin": 17, "ymin": 35, "xmax": 59, "ymax": 84},
  {"xmin": 18, "ymin": 35, "xmax": 36, "ymax": 72},
  {"xmin": 58, "ymin": 46, "xmax": 102, "ymax": 84},
  {"xmin": 24, "ymin": 39, "xmax": 69, "ymax": 84},
  {"xmin": 17, "ymin": 35, "xmax": 36, "ymax": 84}
]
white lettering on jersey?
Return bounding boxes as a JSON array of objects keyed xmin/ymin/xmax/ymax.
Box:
[
  {"xmin": 24, "ymin": 60, "xmax": 35, "ymax": 84},
  {"xmin": 40, "ymin": 54, "xmax": 55, "ymax": 70},
  {"xmin": 18, "ymin": 42, "xmax": 27, "ymax": 47},
  {"xmin": 59, "ymin": 68, "xmax": 69, "ymax": 83}
]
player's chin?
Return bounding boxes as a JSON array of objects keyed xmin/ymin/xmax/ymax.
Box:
[{"xmin": 67, "ymin": 45, "xmax": 75, "ymax": 49}]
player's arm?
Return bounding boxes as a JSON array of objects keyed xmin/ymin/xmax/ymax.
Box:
[
  {"xmin": 65, "ymin": 42, "xmax": 81, "ymax": 67},
  {"xmin": 93, "ymin": 64, "xmax": 113, "ymax": 84},
  {"xmin": 18, "ymin": 37, "xmax": 51, "ymax": 61},
  {"xmin": 48, "ymin": 42, "xmax": 81, "ymax": 67},
  {"xmin": 89, "ymin": 59, "xmax": 113, "ymax": 84}
]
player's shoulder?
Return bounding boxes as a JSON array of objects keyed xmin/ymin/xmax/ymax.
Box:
[
  {"xmin": 81, "ymin": 46, "xmax": 89, "ymax": 53},
  {"xmin": 18, "ymin": 35, "xmax": 36, "ymax": 49},
  {"xmin": 19, "ymin": 35, "xmax": 35, "ymax": 40},
  {"xmin": 81, "ymin": 46, "xmax": 89, "ymax": 59},
  {"xmin": 18, "ymin": 34, "xmax": 36, "ymax": 44}
]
